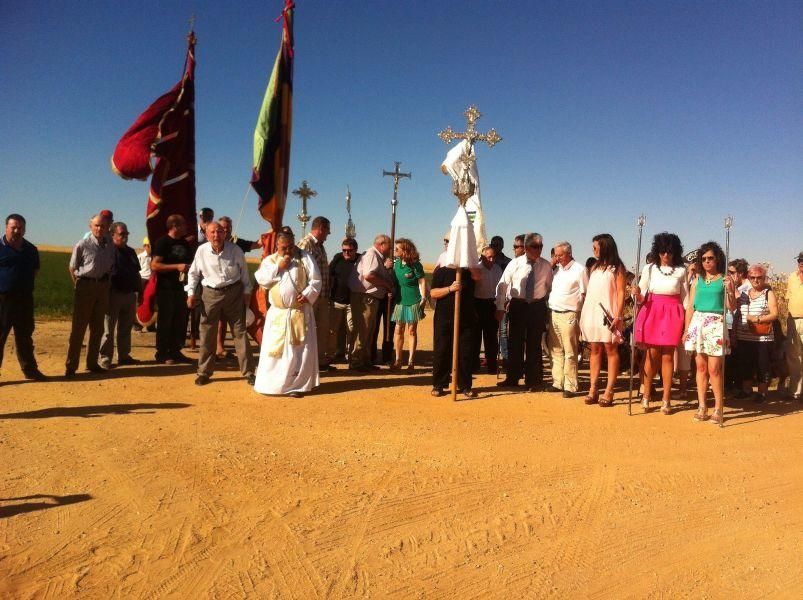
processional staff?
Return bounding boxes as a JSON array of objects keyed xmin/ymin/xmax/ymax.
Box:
[
  {"xmin": 438, "ymin": 105, "xmax": 502, "ymax": 401},
  {"xmin": 721, "ymin": 215, "xmax": 733, "ymax": 429},
  {"xmin": 381, "ymin": 162, "xmax": 411, "ymax": 362},
  {"xmin": 292, "ymin": 180, "xmax": 317, "ymax": 237},
  {"xmin": 344, "ymin": 186, "xmax": 356, "ymax": 239},
  {"xmin": 628, "ymin": 214, "xmax": 647, "ymax": 416}
]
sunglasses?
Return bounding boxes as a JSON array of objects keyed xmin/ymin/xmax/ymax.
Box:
[
  {"xmin": 701, "ymin": 256, "xmax": 716, "ymax": 262},
  {"xmin": 341, "ymin": 248, "xmax": 354, "ymax": 252},
  {"xmin": 513, "ymin": 244, "xmax": 523, "ymax": 249},
  {"xmin": 658, "ymin": 250, "xmax": 672, "ymax": 255},
  {"xmin": 727, "ymin": 269, "xmax": 737, "ymax": 274}
]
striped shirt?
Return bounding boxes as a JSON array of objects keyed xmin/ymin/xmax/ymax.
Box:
[
  {"xmin": 297, "ymin": 233, "xmax": 329, "ymax": 300},
  {"xmin": 735, "ymin": 288, "xmax": 773, "ymax": 342}
]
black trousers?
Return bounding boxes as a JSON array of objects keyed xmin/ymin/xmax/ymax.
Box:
[
  {"xmin": 370, "ymin": 295, "xmax": 395, "ymax": 364},
  {"xmin": 473, "ymin": 298, "xmax": 499, "ymax": 372},
  {"xmin": 507, "ymin": 298, "xmax": 547, "ymax": 385},
  {"xmin": 0, "ymin": 290, "xmax": 37, "ymax": 373},
  {"xmin": 433, "ymin": 316, "xmax": 475, "ymax": 391},
  {"xmin": 156, "ymin": 288, "xmax": 188, "ymax": 360}
]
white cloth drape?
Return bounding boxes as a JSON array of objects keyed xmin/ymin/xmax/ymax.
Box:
[{"xmin": 441, "ymin": 139, "xmax": 487, "ymax": 254}]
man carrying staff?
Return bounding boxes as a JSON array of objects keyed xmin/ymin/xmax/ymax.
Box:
[
  {"xmin": 253, "ymin": 230, "xmax": 321, "ymax": 397},
  {"xmin": 185, "ymin": 222, "xmax": 255, "ymax": 386},
  {"xmin": 348, "ymin": 234, "xmax": 394, "ymax": 372},
  {"xmin": 297, "ymin": 216, "xmax": 332, "ymax": 370},
  {"xmin": 548, "ymin": 241, "xmax": 588, "ymax": 397},
  {"xmin": 66, "ymin": 214, "xmax": 116, "ymax": 377},
  {"xmin": 151, "ymin": 214, "xmax": 192, "ymax": 365},
  {"xmin": 99, "ymin": 222, "xmax": 142, "ymax": 368},
  {"xmin": 0, "ymin": 214, "xmax": 47, "ymax": 381},
  {"xmin": 495, "ymin": 232, "xmax": 553, "ymax": 392}
]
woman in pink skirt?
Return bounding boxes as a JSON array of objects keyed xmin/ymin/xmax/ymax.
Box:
[
  {"xmin": 632, "ymin": 233, "xmax": 688, "ymax": 414},
  {"xmin": 579, "ymin": 234, "xmax": 627, "ymax": 407}
]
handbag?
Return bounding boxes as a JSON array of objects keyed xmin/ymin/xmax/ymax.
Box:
[{"xmin": 747, "ymin": 290, "xmax": 772, "ymax": 336}]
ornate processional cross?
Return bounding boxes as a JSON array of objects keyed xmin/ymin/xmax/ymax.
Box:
[
  {"xmin": 438, "ymin": 105, "xmax": 502, "ymax": 204},
  {"xmin": 292, "ymin": 180, "xmax": 317, "ymax": 236}
]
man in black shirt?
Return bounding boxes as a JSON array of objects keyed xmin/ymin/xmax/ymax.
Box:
[
  {"xmin": 151, "ymin": 214, "xmax": 193, "ymax": 364},
  {"xmin": 327, "ymin": 237, "xmax": 359, "ymax": 363},
  {"xmin": 99, "ymin": 222, "xmax": 142, "ymax": 368},
  {"xmin": 430, "ymin": 265, "xmax": 481, "ymax": 398},
  {"xmin": 0, "ymin": 213, "xmax": 46, "ymax": 381}
]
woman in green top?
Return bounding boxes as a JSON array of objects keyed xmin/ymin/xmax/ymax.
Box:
[
  {"xmin": 683, "ymin": 242, "xmax": 736, "ymax": 424},
  {"xmin": 391, "ymin": 238, "xmax": 427, "ymax": 371}
]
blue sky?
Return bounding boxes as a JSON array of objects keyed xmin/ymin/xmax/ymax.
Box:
[{"xmin": 1, "ymin": 1, "xmax": 800, "ymax": 272}]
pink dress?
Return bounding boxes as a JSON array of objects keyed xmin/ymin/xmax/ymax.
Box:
[{"xmin": 580, "ymin": 267, "xmax": 620, "ymax": 343}]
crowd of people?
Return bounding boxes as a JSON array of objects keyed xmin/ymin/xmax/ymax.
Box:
[{"xmin": 2, "ymin": 210, "xmax": 802, "ymax": 423}]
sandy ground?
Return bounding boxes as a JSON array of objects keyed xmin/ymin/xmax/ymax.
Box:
[{"xmin": 1, "ymin": 318, "xmax": 801, "ymax": 599}]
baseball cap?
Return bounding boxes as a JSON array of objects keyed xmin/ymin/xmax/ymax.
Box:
[{"xmin": 143, "ymin": 237, "xmax": 150, "ymax": 245}]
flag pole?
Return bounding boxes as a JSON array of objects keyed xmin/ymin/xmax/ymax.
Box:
[
  {"xmin": 628, "ymin": 214, "xmax": 646, "ymax": 416},
  {"xmin": 721, "ymin": 215, "xmax": 733, "ymax": 428}
]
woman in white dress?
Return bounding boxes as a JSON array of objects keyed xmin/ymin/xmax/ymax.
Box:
[
  {"xmin": 253, "ymin": 231, "xmax": 321, "ymax": 398},
  {"xmin": 579, "ymin": 234, "xmax": 627, "ymax": 407}
]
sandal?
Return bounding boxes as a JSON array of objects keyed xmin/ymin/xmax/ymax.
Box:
[
  {"xmin": 584, "ymin": 391, "xmax": 599, "ymax": 405},
  {"xmin": 693, "ymin": 408, "xmax": 708, "ymax": 422},
  {"xmin": 407, "ymin": 364, "xmax": 415, "ymax": 373},
  {"xmin": 599, "ymin": 393, "xmax": 614, "ymax": 407},
  {"xmin": 709, "ymin": 409, "xmax": 724, "ymax": 425},
  {"xmin": 661, "ymin": 400, "xmax": 672, "ymax": 415},
  {"xmin": 641, "ymin": 396, "xmax": 651, "ymax": 413}
]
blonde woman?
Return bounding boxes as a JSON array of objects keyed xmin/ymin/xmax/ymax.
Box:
[{"xmin": 390, "ymin": 238, "xmax": 427, "ymax": 371}]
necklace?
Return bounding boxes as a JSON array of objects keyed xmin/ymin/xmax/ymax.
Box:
[
  {"xmin": 657, "ymin": 265, "xmax": 677, "ymax": 276},
  {"xmin": 704, "ymin": 273, "xmax": 721, "ymax": 284}
]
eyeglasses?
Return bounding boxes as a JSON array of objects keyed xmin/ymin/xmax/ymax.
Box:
[
  {"xmin": 727, "ymin": 269, "xmax": 737, "ymax": 274},
  {"xmin": 748, "ymin": 275, "xmax": 764, "ymax": 280},
  {"xmin": 513, "ymin": 244, "xmax": 523, "ymax": 249},
  {"xmin": 701, "ymin": 256, "xmax": 716, "ymax": 262},
  {"xmin": 443, "ymin": 240, "xmax": 449, "ymax": 244}
]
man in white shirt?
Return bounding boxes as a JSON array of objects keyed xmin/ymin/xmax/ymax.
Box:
[
  {"xmin": 473, "ymin": 245, "xmax": 503, "ymax": 373},
  {"xmin": 185, "ymin": 222, "xmax": 254, "ymax": 386},
  {"xmin": 495, "ymin": 232, "xmax": 554, "ymax": 391},
  {"xmin": 548, "ymin": 242, "xmax": 588, "ymax": 396}
]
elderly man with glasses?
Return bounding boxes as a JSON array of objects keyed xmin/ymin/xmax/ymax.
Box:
[
  {"xmin": 99, "ymin": 222, "xmax": 143, "ymax": 368},
  {"xmin": 495, "ymin": 232, "xmax": 554, "ymax": 392}
]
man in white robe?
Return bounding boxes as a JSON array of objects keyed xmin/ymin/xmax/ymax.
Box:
[{"xmin": 254, "ymin": 231, "xmax": 322, "ymax": 397}]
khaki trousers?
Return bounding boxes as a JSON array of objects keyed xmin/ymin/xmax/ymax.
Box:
[
  {"xmin": 350, "ymin": 292, "xmax": 379, "ymax": 368},
  {"xmin": 787, "ymin": 316, "xmax": 803, "ymax": 397},
  {"xmin": 100, "ymin": 290, "xmax": 137, "ymax": 367},
  {"xmin": 198, "ymin": 283, "xmax": 253, "ymax": 378},
  {"xmin": 312, "ymin": 297, "xmax": 330, "ymax": 366},
  {"xmin": 327, "ymin": 301, "xmax": 354, "ymax": 361},
  {"xmin": 66, "ymin": 278, "xmax": 110, "ymax": 371},
  {"xmin": 548, "ymin": 310, "xmax": 580, "ymax": 392}
]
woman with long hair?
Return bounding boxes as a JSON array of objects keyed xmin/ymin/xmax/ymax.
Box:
[
  {"xmin": 684, "ymin": 242, "xmax": 736, "ymax": 424},
  {"xmin": 579, "ymin": 234, "xmax": 627, "ymax": 407},
  {"xmin": 632, "ymin": 233, "xmax": 688, "ymax": 414},
  {"xmin": 390, "ymin": 238, "xmax": 427, "ymax": 371}
]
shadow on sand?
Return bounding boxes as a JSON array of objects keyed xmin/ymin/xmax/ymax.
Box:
[
  {"xmin": 0, "ymin": 402, "xmax": 191, "ymax": 420},
  {"xmin": 0, "ymin": 493, "xmax": 93, "ymax": 518}
]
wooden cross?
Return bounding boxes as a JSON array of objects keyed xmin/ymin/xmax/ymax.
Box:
[{"xmin": 292, "ymin": 180, "xmax": 317, "ymax": 236}]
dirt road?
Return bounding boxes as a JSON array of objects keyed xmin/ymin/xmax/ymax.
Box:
[{"xmin": 1, "ymin": 320, "xmax": 801, "ymax": 598}]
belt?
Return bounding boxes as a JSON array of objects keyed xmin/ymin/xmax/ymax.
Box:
[
  {"xmin": 510, "ymin": 297, "xmax": 546, "ymax": 305},
  {"xmin": 204, "ymin": 281, "xmax": 242, "ymax": 292},
  {"xmin": 551, "ymin": 309, "xmax": 577, "ymax": 314},
  {"xmin": 78, "ymin": 274, "xmax": 109, "ymax": 282}
]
